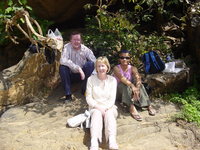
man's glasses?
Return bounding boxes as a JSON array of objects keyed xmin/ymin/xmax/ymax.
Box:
[{"xmin": 119, "ymin": 56, "xmax": 130, "ymax": 60}]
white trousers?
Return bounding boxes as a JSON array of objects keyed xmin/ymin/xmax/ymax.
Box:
[{"xmin": 90, "ymin": 107, "xmax": 118, "ymax": 143}]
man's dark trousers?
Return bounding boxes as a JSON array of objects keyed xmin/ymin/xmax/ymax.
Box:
[{"xmin": 59, "ymin": 61, "xmax": 94, "ymax": 96}]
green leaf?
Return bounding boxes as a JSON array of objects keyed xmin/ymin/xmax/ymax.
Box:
[
  {"xmin": 18, "ymin": 0, "xmax": 27, "ymax": 5},
  {"xmin": 33, "ymin": 35, "xmax": 39, "ymax": 40},
  {"xmin": 18, "ymin": 0, "xmax": 22, "ymax": 5},
  {"xmin": 134, "ymin": 4, "xmax": 143, "ymax": 12},
  {"xmin": 180, "ymin": 16, "xmax": 186, "ymax": 22},
  {"xmin": 8, "ymin": 0, "xmax": 13, "ymax": 6},
  {"xmin": 146, "ymin": 0, "xmax": 154, "ymax": 6},
  {"xmin": 166, "ymin": 0, "xmax": 179, "ymax": 6},
  {"xmin": 84, "ymin": 4, "xmax": 92, "ymax": 10},
  {"xmin": 102, "ymin": 5, "xmax": 108, "ymax": 9},
  {"xmin": 21, "ymin": 0, "xmax": 27, "ymax": 5},
  {"xmin": 132, "ymin": 0, "xmax": 138, "ymax": 3},
  {"xmin": 5, "ymin": 7, "xmax": 13, "ymax": 14},
  {"xmin": 0, "ymin": 14, "xmax": 5, "ymax": 19},
  {"xmin": 20, "ymin": 18, "xmax": 25, "ymax": 23},
  {"xmin": 25, "ymin": 6, "xmax": 32, "ymax": 10}
]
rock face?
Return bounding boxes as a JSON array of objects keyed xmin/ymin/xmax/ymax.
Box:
[
  {"xmin": 0, "ymin": 86, "xmax": 200, "ymax": 150},
  {"xmin": 27, "ymin": 0, "xmax": 94, "ymax": 23},
  {"xmin": 143, "ymin": 60, "xmax": 190, "ymax": 96},
  {"xmin": 0, "ymin": 50, "xmax": 60, "ymax": 114}
]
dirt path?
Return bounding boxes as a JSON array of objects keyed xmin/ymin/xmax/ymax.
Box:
[{"xmin": 0, "ymin": 84, "xmax": 200, "ymax": 150}]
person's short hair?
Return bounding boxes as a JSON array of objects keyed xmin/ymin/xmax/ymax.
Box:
[
  {"xmin": 70, "ymin": 31, "xmax": 82, "ymax": 40},
  {"xmin": 119, "ymin": 49, "xmax": 130, "ymax": 54},
  {"xmin": 95, "ymin": 56, "xmax": 111, "ymax": 73}
]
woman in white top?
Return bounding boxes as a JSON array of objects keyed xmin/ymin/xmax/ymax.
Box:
[{"xmin": 86, "ymin": 56, "xmax": 118, "ymax": 150}]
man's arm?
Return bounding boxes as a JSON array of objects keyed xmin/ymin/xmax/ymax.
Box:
[
  {"xmin": 84, "ymin": 45, "xmax": 96, "ymax": 63},
  {"xmin": 78, "ymin": 67, "xmax": 85, "ymax": 80}
]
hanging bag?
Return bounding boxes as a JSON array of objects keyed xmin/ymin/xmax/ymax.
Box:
[{"xmin": 47, "ymin": 28, "xmax": 63, "ymax": 52}]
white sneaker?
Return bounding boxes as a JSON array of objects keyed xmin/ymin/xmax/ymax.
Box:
[
  {"xmin": 109, "ymin": 136, "xmax": 118, "ymax": 150},
  {"xmin": 90, "ymin": 137, "xmax": 99, "ymax": 150},
  {"xmin": 109, "ymin": 144, "xmax": 118, "ymax": 150}
]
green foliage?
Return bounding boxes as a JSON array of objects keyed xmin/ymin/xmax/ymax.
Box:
[
  {"xmin": 182, "ymin": 104, "xmax": 200, "ymax": 124},
  {"xmin": 0, "ymin": 0, "xmax": 31, "ymax": 20},
  {"xmin": 83, "ymin": 0, "xmax": 197, "ymax": 66},
  {"xmin": 83, "ymin": 2, "xmax": 170, "ymax": 66},
  {"xmin": 0, "ymin": 0, "xmax": 29, "ymax": 44},
  {"xmin": 0, "ymin": 0, "xmax": 52, "ymax": 45},
  {"xmin": 125, "ymin": 0, "xmax": 193, "ymax": 34},
  {"xmin": 168, "ymin": 86, "xmax": 200, "ymax": 126},
  {"xmin": 127, "ymin": 0, "xmax": 166, "ymax": 23}
]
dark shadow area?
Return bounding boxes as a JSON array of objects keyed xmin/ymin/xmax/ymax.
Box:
[
  {"xmin": 20, "ymin": 82, "xmax": 87, "ymax": 118},
  {"xmin": 0, "ymin": 40, "xmax": 30, "ymax": 71}
]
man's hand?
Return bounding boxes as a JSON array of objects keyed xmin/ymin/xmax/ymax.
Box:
[{"xmin": 78, "ymin": 68, "xmax": 85, "ymax": 80}]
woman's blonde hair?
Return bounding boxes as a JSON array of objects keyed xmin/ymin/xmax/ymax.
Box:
[{"xmin": 95, "ymin": 56, "xmax": 111, "ymax": 73}]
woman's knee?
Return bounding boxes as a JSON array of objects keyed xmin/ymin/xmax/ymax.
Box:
[
  {"xmin": 91, "ymin": 109, "xmax": 103, "ymax": 117},
  {"xmin": 105, "ymin": 108, "xmax": 118, "ymax": 118}
]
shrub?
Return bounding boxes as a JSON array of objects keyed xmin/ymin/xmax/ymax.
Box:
[
  {"xmin": 83, "ymin": 9, "xmax": 170, "ymax": 67},
  {"xmin": 168, "ymin": 86, "xmax": 200, "ymax": 126}
]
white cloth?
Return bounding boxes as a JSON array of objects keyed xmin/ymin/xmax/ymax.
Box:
[
  {"xmin": 60, "ymin": 43, "xmax": 96, "ymax": 73},
  {"xmin": 163, "ymin": 62, "xmax": 184, "ymax": 73},
  {"xmin": 86, "ymin": 75, "xmax": 117, "ymax": 110},
  {"xmin": 67, "ymin": 110, "xmax": 90, "ymax": 128}
]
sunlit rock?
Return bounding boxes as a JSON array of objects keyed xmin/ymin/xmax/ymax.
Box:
[
  {"xmin": 0, "ymin": 50, "xmax": 60, "ymax": 113},
  {"xmin": 144, "ymin": 60, "xmax": 190, "ymax": 96}
]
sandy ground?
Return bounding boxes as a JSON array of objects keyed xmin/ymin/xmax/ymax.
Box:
[{"xmin": 0, "ymin": 84, "xmax": 200, "ymax": 150}]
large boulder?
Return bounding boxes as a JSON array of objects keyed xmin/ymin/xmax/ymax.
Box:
[
  {"xmin": 0, "ymin": 49, "xmax": 60, "ymax": 113},
  {"xmin": 143, "ymin": 60, "xmax": 190, "ymax": 96}
]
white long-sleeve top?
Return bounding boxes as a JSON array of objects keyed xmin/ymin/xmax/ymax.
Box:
[
  {"xmin": 86, "ymin": 74, "xmax": 117, "ymax": 110},
  {"xmin": 60, "ymin": 43, "xmax": 96, "ymax": 73}
]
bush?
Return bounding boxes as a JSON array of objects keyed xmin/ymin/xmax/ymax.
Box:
[
  {"xmin": 83, "ymin": 11, "xmax": 170, "ymax": 67},
  {"xmin": 83, "ymin": 1, "xmax": 172, "ymax": 67},
  {"xmin": 168, "ymin": 86, "xmax": 200, "ymax": 126}
]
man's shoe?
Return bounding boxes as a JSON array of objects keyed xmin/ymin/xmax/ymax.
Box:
[{"xmin": 65, "ymin": 95, "xmax": 72, "ymax": 103}]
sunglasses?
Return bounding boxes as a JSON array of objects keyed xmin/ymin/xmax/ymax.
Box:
[{"xmin": 119, "ymin": 56, "xmax": 130, "ymax": 60}]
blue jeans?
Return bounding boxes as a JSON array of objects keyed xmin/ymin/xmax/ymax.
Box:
[{"xmin": 59, "ymin": 61, "xmax": 94, "ymax": 95}]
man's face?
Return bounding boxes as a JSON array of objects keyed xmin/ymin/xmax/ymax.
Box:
[{"xmin": 70, "ymin": 34, "xmax": 81, "ymax": 50}]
